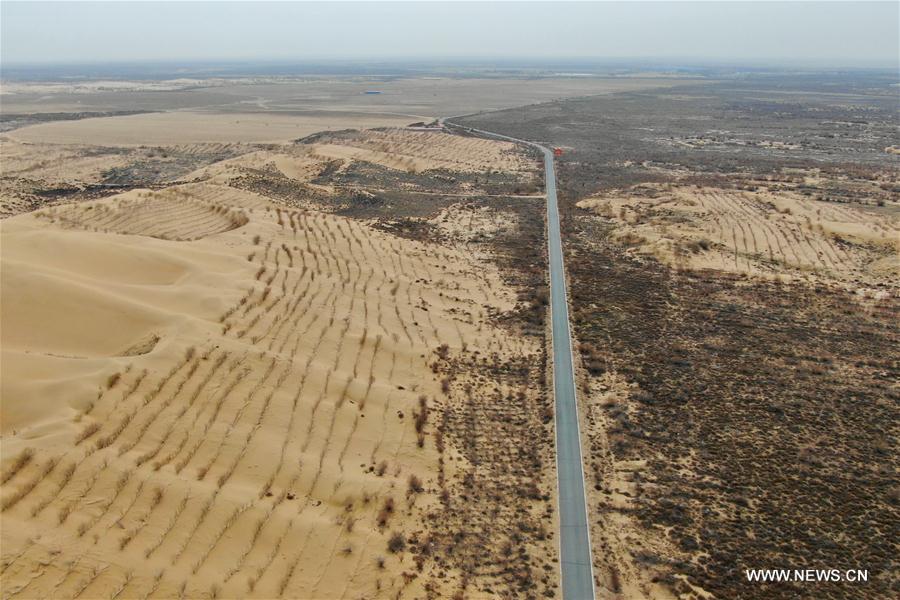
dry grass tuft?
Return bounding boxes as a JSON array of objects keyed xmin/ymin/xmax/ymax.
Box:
[
  {"xmin": 75, "ymin": 422, "xmax": 101, "ymax": 445},
  {"xmin": 106, "ymin": 372, "xmax": 122, "ymax": 389},
  {"xmin": 1, "ymin": 448, "xmax": 34, "ymax": 484},
  {"xmin": 2, "ymin": 456, "xmax": 58, "ymax": 511}
]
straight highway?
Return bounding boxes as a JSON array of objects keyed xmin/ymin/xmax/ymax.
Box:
[{"xmin": 444, "ymin": 120, "xmax": 596, "ymax": 599}]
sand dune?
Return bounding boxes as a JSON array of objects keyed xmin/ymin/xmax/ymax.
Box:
[
  {"xmin": 35, "ymin": 189, "xmax": 250, "ymax": 241},
  {"xmin": 0, "ymin": 138, "xmax": 132, "ymax": 185},
  {"xmin": 181, "ymin": 128, "xmax": 530, "ymax": 191},
  {"xmin": 307, "ymin": 129, "xmax": 530, "ymax": 174},
  {"xmin": 1, "ymin": 214, "xmax": 250, "ymax": 435},
  {"xmin": 579, "ymin": 185, "xmax": 900, "ymax": 286},
  {"xmin": 0, "ymin": 178, "xmax": 536, "ymax": 598}
]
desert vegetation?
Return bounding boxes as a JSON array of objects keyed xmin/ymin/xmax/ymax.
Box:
[{"xmin": 461, "ymin": 71, "xmax": 899, "ymax": 599}]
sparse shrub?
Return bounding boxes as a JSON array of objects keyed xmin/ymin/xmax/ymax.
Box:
[
  {"xmin": 413, "ymin": 396, "xmax": 428, "ymax": 434},
  {"xmin": 387, "ymin": 532, "xmax": 406, "ymax": 553},
  {"xmin": 376, "ymin": 496, "xmax": 395, "ymax": 528},
  {"xmin": 533, "ymin": 287, "xmax": 550, "ymax": 306}
]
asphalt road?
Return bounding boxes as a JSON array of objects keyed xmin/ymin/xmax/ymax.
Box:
[{"xmin": 445, "ymin": 121, "xmax": 596, "ymax": 599}]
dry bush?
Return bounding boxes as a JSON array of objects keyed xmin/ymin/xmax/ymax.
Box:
[
  {"xmin": 375, "ymin": 460, "xmax": 388, "ymax": 477},
  {"xmin": 345, "ymin": 517, "xmax": 357, "ymax": 533},
  {"xmin": 408, "ymin": 474, "xmax": 424, "ymax": 495},
  {"xmin": 387, "ymin": 531, "xmax": 406, "ymax": 553},
  {"xmin": 376, "ymin": 496, "xmax": 395, "ymax": 528},
  {"xmin": 414, "ymin": 396, "xmax": 429, "ymax": 447},
  {"xmin": 413, "ymin": 396, "xmax": 429, "ymax": 434}
]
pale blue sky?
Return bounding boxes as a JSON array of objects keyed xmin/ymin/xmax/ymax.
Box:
[{"xmin": 2, "ymin": 1, "xmax": 897, "ymax": 67}]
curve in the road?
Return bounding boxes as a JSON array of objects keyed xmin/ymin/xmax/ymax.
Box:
[{"xmin": 445, "ymin": 120, "xmax": 596, "ymax": 600}]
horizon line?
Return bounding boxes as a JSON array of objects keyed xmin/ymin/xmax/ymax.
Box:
[{"xmin": 3, "ymin": 55, "xmax": 897, "ymax": 70}]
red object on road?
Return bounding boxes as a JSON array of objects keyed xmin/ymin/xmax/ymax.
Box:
[{"xmin": 553, "ymin": 147, "xmax": 563, "ymax": 156}]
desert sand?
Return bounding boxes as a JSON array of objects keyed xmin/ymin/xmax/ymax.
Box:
[
  {"xmin": 304, "ymin": 129, "xmax": 530, "ymax": 174},
  {"xmin": 578, "ymin": 184, "xmax": 900, "ymax": 287},
  {"xmin": 0, "ymin": 123, "xmax": 555, "ymax": 598}
]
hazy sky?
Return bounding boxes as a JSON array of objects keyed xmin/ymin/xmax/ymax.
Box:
[{"xmin": 2, "ymin": 1, "xmax": 898, "ymax": 67}]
